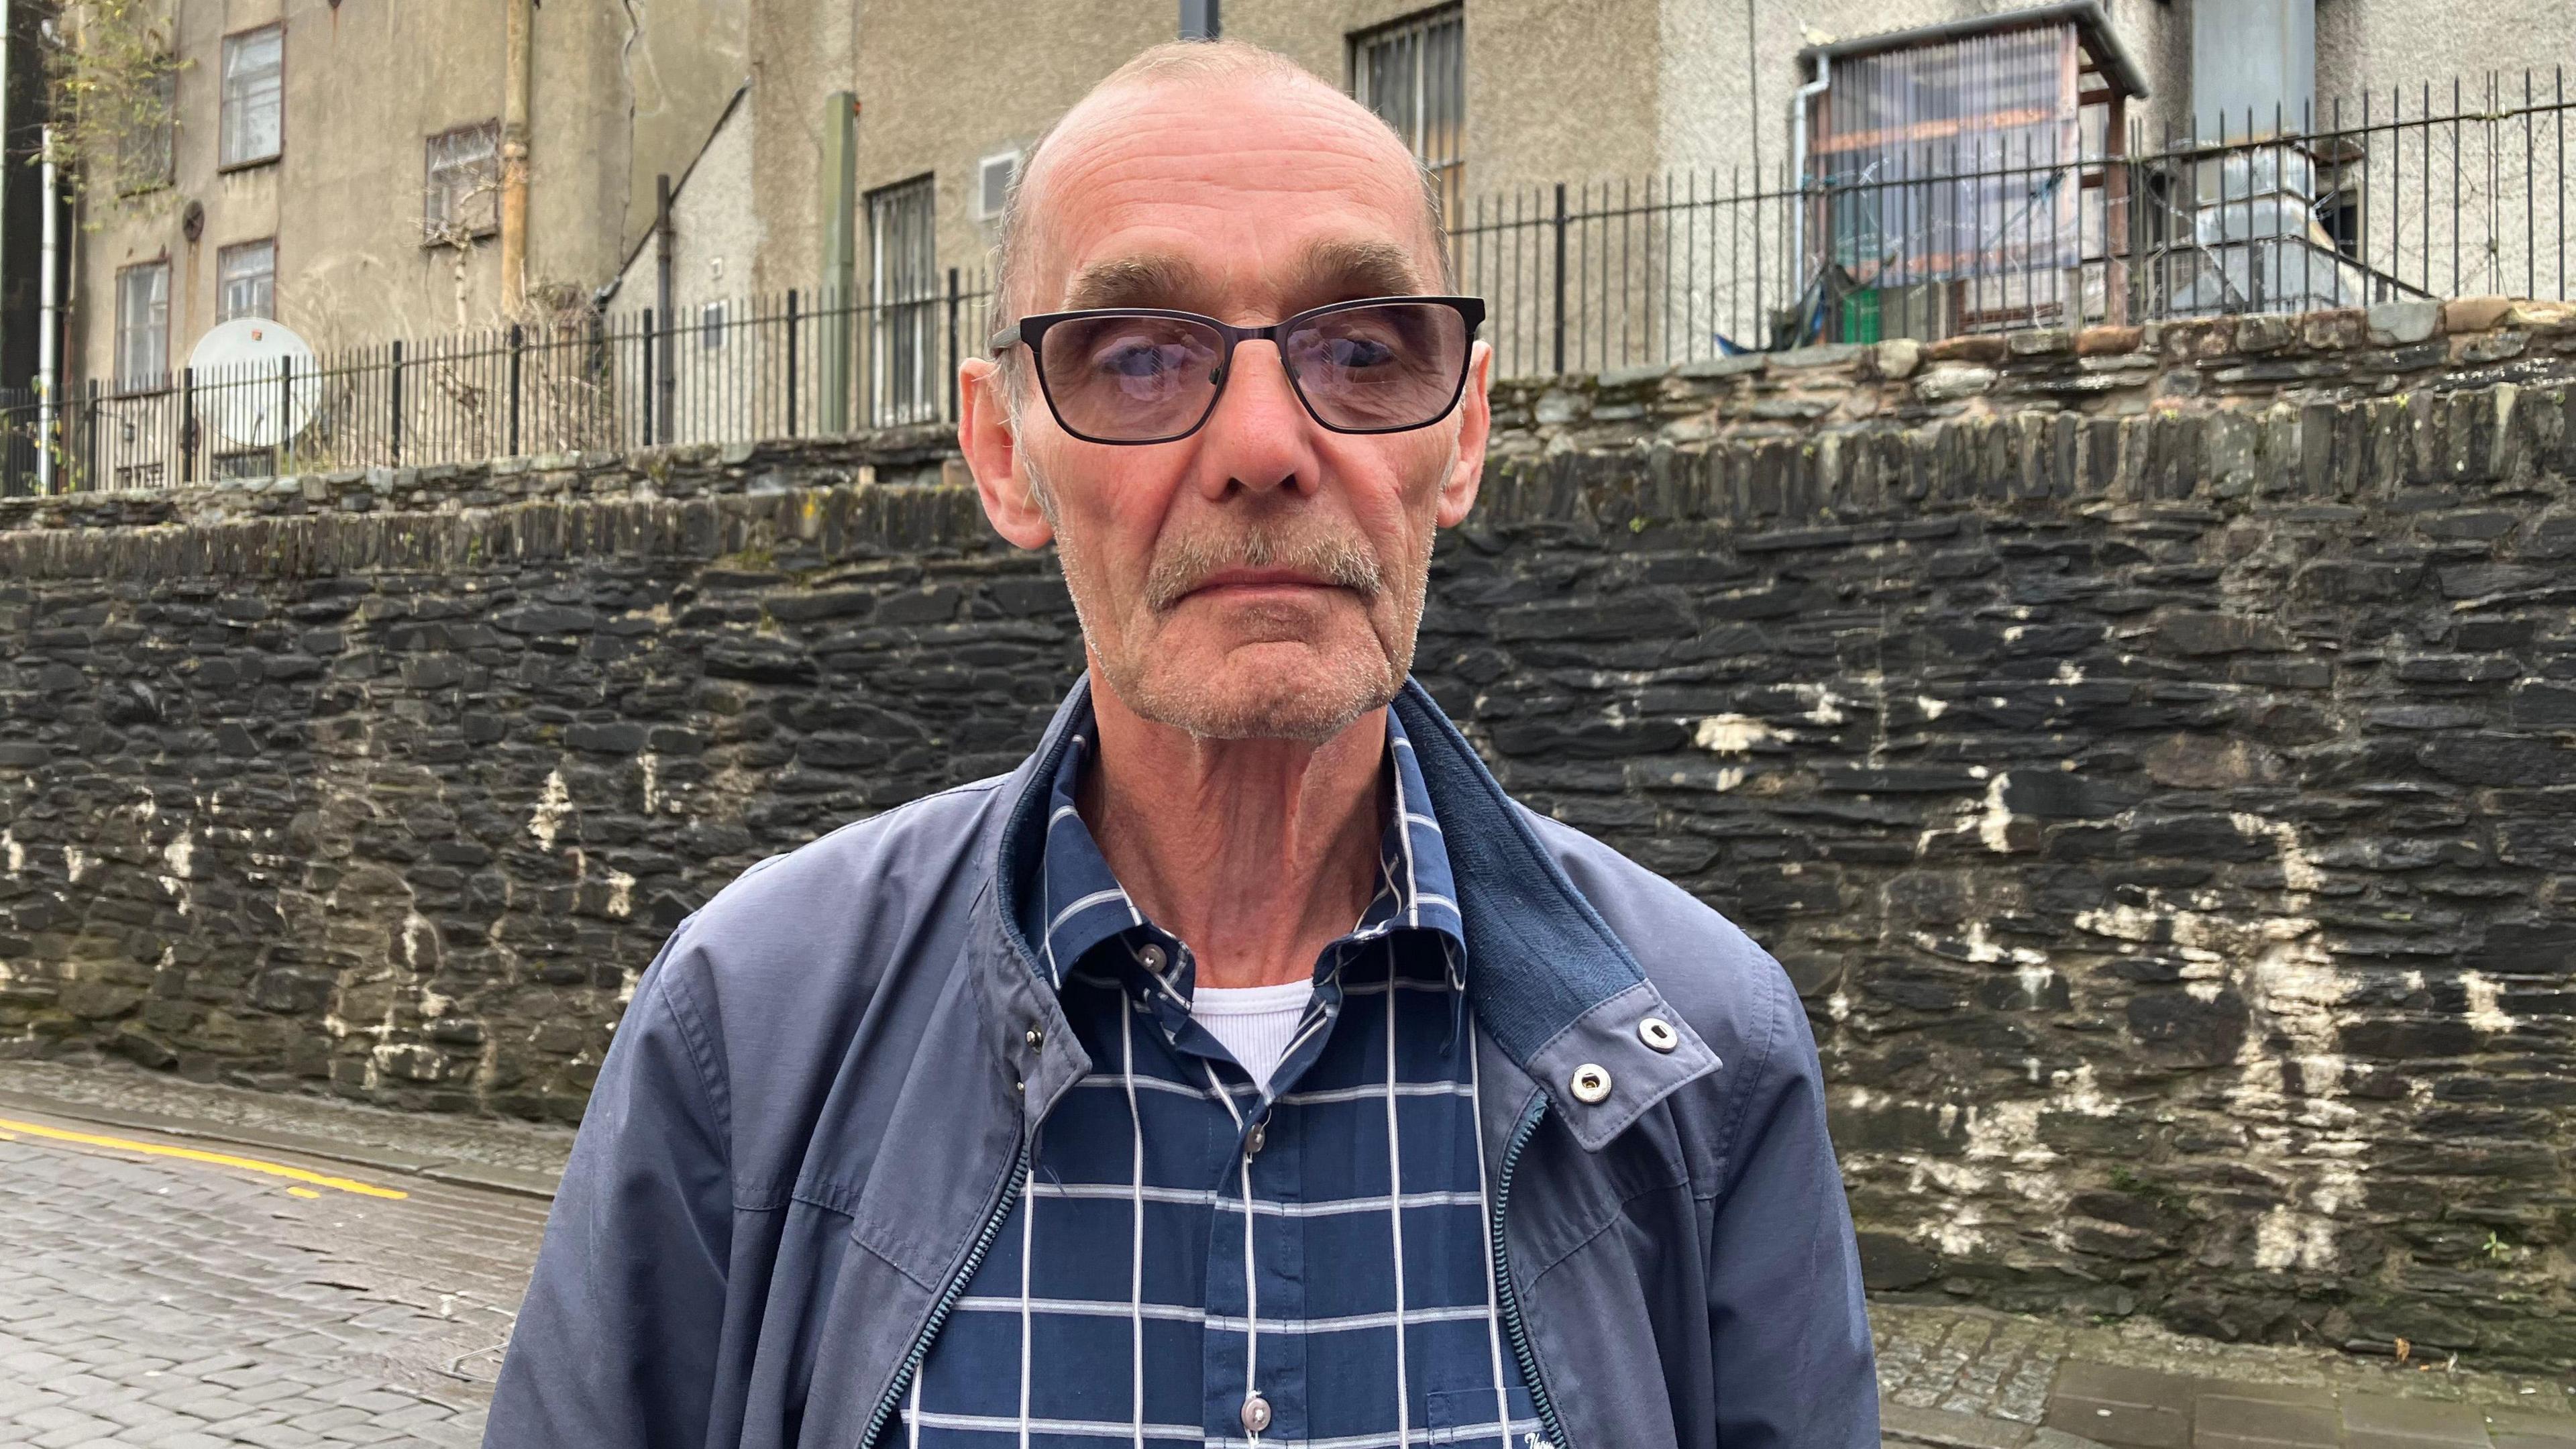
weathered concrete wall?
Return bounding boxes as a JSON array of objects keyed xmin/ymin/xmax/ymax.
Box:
[
  {"xmin": 7, "ymin": 300, "xmax": 2576, "ymax": 1365},
  {"xmin": 69, "ymin": 0, "xmax": 749, "ymax": 374}
]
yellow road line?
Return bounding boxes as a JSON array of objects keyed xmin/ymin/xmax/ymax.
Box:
[{"xmin": 0, "ymin": 1116, "xmax": 409, "ymax": 1199}]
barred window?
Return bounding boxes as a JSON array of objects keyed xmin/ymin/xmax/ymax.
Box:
[
  {"xmin": 115, "ymin": 262, "xmax": 170, "ymax": 388},
  {"xmin": 424, "ymin": 121, "xmax": 502, "ymax": 239},
  {"xmin": 867, "ymin": 174, "xmax": 938, "ymax": 424},
  {"xmin": 219, "ymin": 25, "xmax": 283, "ymax": 168},
  {"xmin": 1351, "ymin": 5, "xmax": 1464, "ymax": 231},
  {"xmin": 116, "ymin": 64, "xmax": 178, "ymax": 195}
]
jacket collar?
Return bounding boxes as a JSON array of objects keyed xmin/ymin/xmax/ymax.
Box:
[{"xmin": 983, "ymin": 675, "xmax": 1719, "ymax": 1148}]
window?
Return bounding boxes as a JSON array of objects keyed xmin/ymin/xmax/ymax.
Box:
[
  {"xmin": 867, "ymin": 174, "xmax": 938, "ymax": 423},
  {"xmin": 116, "ymin": 64, "xmax": 178, "ymax": 195},
  {"xmin": 1352, "ymin": 5, "xmax": 1464, "ymax": 230},
  {"xmin": 115, "ymin": 262, "xmax": 170, "ymax": 388},
  {"xmin": 217, "ymin": 239, "xmax": 276, "ymax": 321},
  {"xmin": 219, "ymin": 25, "xmax": 283, "ymax": 168},
  {"xmin": 977, "ymin": 151, "xmax": 1018, "ymax": 221},
  {"xmin": 700, "ymin": 301, "xmax": 729, "ymax": 350},
  {"xmin": 423, "ymin": 121, "xmax": 501, "ymax": 239}
]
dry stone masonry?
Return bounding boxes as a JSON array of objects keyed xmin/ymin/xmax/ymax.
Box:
[{"xmin": 5, "ymin": 299, "xmax": 2575, "ymax": 1366}]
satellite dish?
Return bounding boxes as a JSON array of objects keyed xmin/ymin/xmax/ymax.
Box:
[{"xmin": 186, "ymin": 317, "xmax": 322, "ymax": 449}]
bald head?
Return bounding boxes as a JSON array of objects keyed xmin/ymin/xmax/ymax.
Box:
[{"xmin": 992, "ymin": 40, "xmax": 1450, "ymax": 341}]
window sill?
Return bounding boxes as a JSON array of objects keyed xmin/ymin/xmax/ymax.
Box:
[
  {"xmin": 419, "ymin": 228, "xmax": 498, "ymax": 250},
  {"xmin": 216, "ymin": 154, "xmax": 280, "ymax": 176}
]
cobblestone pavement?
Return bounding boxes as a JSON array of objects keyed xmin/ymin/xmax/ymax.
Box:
[
  {"xmin": 0, "ymin": 1104, "xmax": 549, "ymax": 1448},
  {"xmin": 3, "ymin": 1065, "xmax": 2568, "ymax": 1448}
]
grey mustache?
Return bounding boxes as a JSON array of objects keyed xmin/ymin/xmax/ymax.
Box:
[{"xmin": 1144, "ymin": 526, "xmax": 1385, "ymax": 612}]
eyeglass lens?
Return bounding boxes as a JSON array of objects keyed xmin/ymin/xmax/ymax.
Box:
[{"xmin": 1036, "ymin": 302, "xmax": 1468, "ymax": 442}]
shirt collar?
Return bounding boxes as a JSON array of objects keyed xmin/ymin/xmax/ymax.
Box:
[{"xmin": 1018, "ymin": 699, "xmax": 1464, "ymax": 994}]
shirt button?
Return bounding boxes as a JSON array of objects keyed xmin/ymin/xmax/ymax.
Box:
[
  {"xmin": 1245, "ymin": 1120, "xmax": 1267, "ymax": 1157},
  {"xmin": 1024, "ymin": 1026, "xmax": 1044, "ymax": 1050},
  {"xmin": 1137, "ymin": 943, "xmax": 1168, "ymax": 973},
  {"xmin": 1637, "ymin": 1016, "xmax": 1679, "ymax": 1053},
  {"xmin": 1570, "ymin": 1063, "xmax": 1613, "ymax": 1104},
  {"xmin": 1240, "ymin": 1392, "xmax": 1273, "ymax": 1436}
]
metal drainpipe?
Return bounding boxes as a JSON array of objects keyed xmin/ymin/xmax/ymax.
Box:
[
  {"xmin": 500, "ymin": 0, "xmax": 533, "ymax": 317},
  {"xmin": 1787, "ymin": 54, "xmax": 1831, "ymax": 325},
  {"xmin": 37, "ymin": 123, "xmax": 59, "ymax": 492}
]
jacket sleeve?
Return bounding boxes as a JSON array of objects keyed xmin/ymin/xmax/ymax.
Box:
[
  {"xmin": 1705, "ymin": 970, "xmax": 1879, "ymax": 1449},
  {"xmin": 484, "ymin": 927, "xmax": 734, "ymax": 1449}
]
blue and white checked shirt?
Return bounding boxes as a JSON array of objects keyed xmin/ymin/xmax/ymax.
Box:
[{"xmin": 893, "ymin": 706, "xmax": 1542, "ymax": 1449}]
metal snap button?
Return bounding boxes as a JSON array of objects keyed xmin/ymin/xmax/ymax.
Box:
[
  {"xmin": 1246, "ymin": 1120, "xmax": 1268, "ymax": 1157},
  {"xmin": 1570, "ymin": 1063, "xmax": 1613, "ymax": 1104},
  {"xmin": 1137, "ymin": 943, "xmax": 1168, "ymax": 973},
  {"xmin": 1637, "ymin": 1016, "xmax": 1679, "ymax": 1053},
  {"xmin": 1241, "ymin": 1391, "xmax": 1273, "ymax": 1435},
  {"xmin": 1024, "ymin": 1026, "xmax": 1044, "ymax": 1050}
]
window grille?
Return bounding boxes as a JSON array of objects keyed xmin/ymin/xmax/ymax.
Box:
[
  {"xmin": 1352, "ymin": 5, "xmax": 1464, "ymax": 233},
  {"xmin": 868, "ymin": 174, "xmax": 938, "ymax": 425},
  {"xmin": 424, "ymin": 121, "xmax": 502, "ymax": 238},
  {"xmin": 117, "ymin": 65, "xmax": 177, "ymax": 194}
]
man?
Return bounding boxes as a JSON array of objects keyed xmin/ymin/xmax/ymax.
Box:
[{"xmin": 488, "ymin": 39, "xmax": 1876, "ymax": 1449}]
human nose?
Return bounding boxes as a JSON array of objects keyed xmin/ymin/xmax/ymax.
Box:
[{"xmin": 1193, "ymin": 337, "xmax": 1321, "ymax": 499}]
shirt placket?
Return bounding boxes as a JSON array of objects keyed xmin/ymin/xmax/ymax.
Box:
[{"xmin": 1174, "ymin": 961, "xmax": 1354, "ymax": 1446}]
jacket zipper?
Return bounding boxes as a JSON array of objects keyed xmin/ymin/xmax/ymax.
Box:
[
  {"xmin": 857, "ymin": 1138, "xmax": 1032, "ymax": 1449},
  {"xmin": 1492, "ymin": 1093, "xmax": 1573, "ymax": 1449}
]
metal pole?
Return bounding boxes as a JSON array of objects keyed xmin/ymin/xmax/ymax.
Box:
[
  {"xmin": 945, "ymin": 266, "xmax": 960, "ymax": 423},
  {"xmin": 275, "ymin": 356, "xmax": 291, "ymax": 475},
  {"xmin": 655, "ymin": 173, "xmax": 675, "ymax": 445},
  {"xmin": 83, "ymin": 378, "xmax": 96, "ymax": 491},
  {"xmin": 390, "ymin": 338, "xmax": 404, "ymax": 464},
  {"xmin": 1551, "ymin": 182, "xmax": 1568, "ymax": 376},
  {"xmin": 500, "ymin": 0, "xmax": 534, "ymax": 317},
  {"xmin": 785, "ymin": 288, "xmax": 800, "ymax": 437},
  {"xmin": 507, "ymin": 322, "xmax": 523, "ymax": 455},
  {"xmin": 36, "ymin": 124, "xmax": 58, "ymax": 492},
  {"xmin": 179, "ymin": 367, "xmax": 194, "ymax": 484},
  {"xmin": 641, "ymin": 308, "xmax": 655, "ymax": 448},
  {"xmin": 820, "ymin": 94, "xmax": 859, "ymax": 433}
]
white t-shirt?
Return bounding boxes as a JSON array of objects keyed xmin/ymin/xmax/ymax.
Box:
[{"xmin": 1190, "ymin": 980, "xmax": 1314, "ymax": 1092}]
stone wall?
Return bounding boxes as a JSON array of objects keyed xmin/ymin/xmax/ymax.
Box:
[{"xmin": 5, "ymin": 299, "xmax": 2575, "ymax": 1364}]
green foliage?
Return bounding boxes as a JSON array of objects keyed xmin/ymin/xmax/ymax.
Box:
[{"xmin": 46, "ymin": 1, "xmax": 186, "ymax": 217}]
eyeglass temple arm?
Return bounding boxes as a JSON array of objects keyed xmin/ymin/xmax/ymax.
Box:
[{"xmin": 986, "ymin": 323, "xmax": 1022, "ymax": 352}]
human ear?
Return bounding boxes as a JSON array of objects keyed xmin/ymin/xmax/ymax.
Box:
[
  {"xmin": 959, "ymin": 357, "xmax": 1055, "ymax": 549},
  {"xmin": 1435, "ymin": 341, "xmax": 1491, "ymax": 529}
]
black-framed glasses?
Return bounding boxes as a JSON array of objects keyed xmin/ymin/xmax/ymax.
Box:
[{"xmin": 988, "ymin": 294, "xmax": 1485, "ymax": 445}]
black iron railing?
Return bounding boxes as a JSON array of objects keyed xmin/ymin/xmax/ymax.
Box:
[
  {"xmin": 1, "ymin": 276, "xmax": 995, "ymax": 498},
  {"xmin": 1450, "ymin": 68, "xmax": 2570, "ymax": 374},
  {"xmin": 3, "ymin": 68, "xmax": 2567, "ymax": 496}
]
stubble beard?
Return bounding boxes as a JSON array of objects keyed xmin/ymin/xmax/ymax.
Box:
[{"xmin": 1035, "ymin": 455, "xmax": 1436, "ymax": 743}]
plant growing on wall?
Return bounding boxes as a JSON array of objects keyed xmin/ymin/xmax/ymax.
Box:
[{"xmin": 46, "ymin": 0, "xmax": 185, "ymax": 218}]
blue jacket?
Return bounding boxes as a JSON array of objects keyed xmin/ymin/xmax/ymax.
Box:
[{"xmin": 485, "ymin": 679, "xmax": 1880, "ymax": 1449}]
